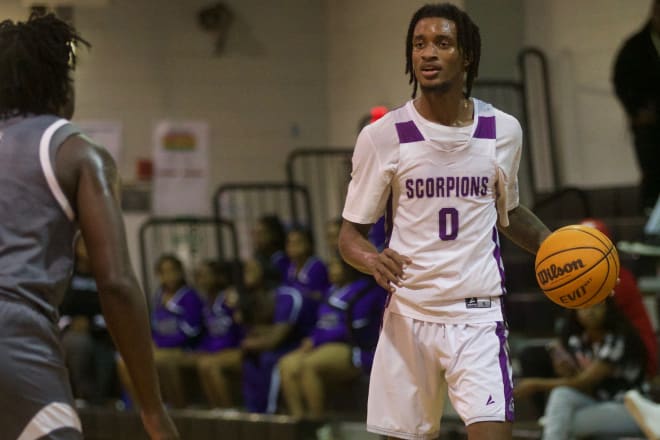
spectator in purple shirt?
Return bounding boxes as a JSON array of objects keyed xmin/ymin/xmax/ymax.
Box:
[
  {"xmin": 325, "ymin": 217, "xmax": 342, "ymax": 260},
  {"xmin": 253, "ymin": 214, "xmax": 289, "ymax": 283},
  {"xmin": 240, "ymin": 258, "xmax": 310, "ymax": 413},
  {"xmin": 278, "ymin": 256, "xmax": 387, "ymax": 419},
  {"xmin": 194, "ymin": 260, "xmax": 243, "ymax": 408},
  {"xmin": 285, "ymin": 227, "xmax": 330, "ymax": 339},
  {"xmin": 284, "ymin": 227, "xmax": 330, "ymax": 301},
  {"xmin": 118, "ymin": 254, "xmax": 203, "ymax": 409}
]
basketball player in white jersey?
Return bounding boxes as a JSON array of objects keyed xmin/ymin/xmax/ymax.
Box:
[{"xmin": 339, "ymin": 4, "xmax": 552, "ymax": 440}]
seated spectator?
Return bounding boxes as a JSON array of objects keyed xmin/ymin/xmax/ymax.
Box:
[
  {"xmin": 59, "ymin": 237, "xmax": 117, "ymax": 404},
  {"xmin": 240, "ymin": 258, "xmax": 314, "ymax": 414},
  {"xmin": 118, "ymin": 254, "xmax": 203, "ymax": 409},
  {"xmin": 253, "ymin": 214, "xmax": 289, "ymax": 282},
  {"xmin": 278, "ymin": 256, "xmax": 386, "ymax": 419},
  {"xmin": 194, "ymin": 260, "xmax": 243, "ymax": 408},
  {"xmin": 284, "ymin": 226, "xmax": 330, "ymax": 302},
  {"xmin": 324, "ymin": 217, "xmax": 342, "ymax": 260},
  {"xmin": 284, "ymin": 227, "xmax": 329, "ymax": 339},
  {"xmin": 515, "ymin": 298, "xmax": 648, "ymax": 439},
  {"xmin": 518, "ymin": 218, "xmax": 658, "ymax": 415},
  {"xmin": 580, "ymin": 218, "xmax": 658, "ymax": 377},
  {"xmin": 624, "ymin": 389, "xmax": 660, "ymax": 440}
]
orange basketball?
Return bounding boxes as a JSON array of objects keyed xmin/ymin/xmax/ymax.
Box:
[{"xmin": 535, "ymin": 224, "xmax": 619, "ymax": 309}]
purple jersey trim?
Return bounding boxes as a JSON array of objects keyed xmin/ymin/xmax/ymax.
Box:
[
  {"xmin": 395, "ymin": 121, "xmax": 424, "ymax": 143},
  {"xmin": 383, "ymin": 191, "xmax": 394, "ymax": 311},
  {"xmin": 474, "ymin": 115, "xmax": 496, "ymax": 139},
  {"xmin": 491, "ymin": 227, "xmax": 506, "ymax": 295},
  {"xmin": 496, "ymin": 321, "xmax": 514, "ymax": 422},
  {"xmin": 384, "ymin": 192, "xmax": 393, "ymax": 248}
]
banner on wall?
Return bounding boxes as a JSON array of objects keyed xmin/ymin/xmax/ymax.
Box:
[
  {"xmin": 76, "ymin": 120, "xmax": 122, "ymax": 164},
  {"xmin": 152, "ymin": 120, "xmax": 210, "ymax": 216}
]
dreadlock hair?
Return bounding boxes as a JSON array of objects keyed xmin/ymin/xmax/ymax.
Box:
[
  {"xmin": 0, "ymin": 12, "xmax": 90, "ymax": 119},
  {"xmin": 405, "ymin": 3, "xmax": 481, "ymax": 99}
]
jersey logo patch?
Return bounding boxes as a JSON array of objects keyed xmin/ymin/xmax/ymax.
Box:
[
  {"xmin": 465, "ymin": 297, "xmax": 492, "ymax": 308},
  {"xmin": 486, "ymin": 395, "xmax": 495, "ymax": 405}
]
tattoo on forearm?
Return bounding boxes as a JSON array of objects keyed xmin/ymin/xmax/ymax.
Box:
[{"xmin": 501, "ymin": 206, "xmax": 551, "ymax": 254}]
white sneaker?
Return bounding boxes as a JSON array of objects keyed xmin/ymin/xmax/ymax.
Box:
[{"xmin": 624, "ymin": 390, "xmax": 660, "ymax": 440}]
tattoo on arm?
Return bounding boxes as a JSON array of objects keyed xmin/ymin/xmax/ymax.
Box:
[{"xmin": 499, "ymin": 205, "xmax": 551, "ymax": 255}]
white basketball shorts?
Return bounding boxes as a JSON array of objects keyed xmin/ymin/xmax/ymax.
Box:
[{"xmin": 366, "ymin": 310, "xmax": 514, "ymax": 440}]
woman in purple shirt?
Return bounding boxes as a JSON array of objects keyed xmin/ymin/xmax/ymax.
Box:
[
  {"xmin": 119, "ymin": 254, "xmax": 203, "ymax": 409},
  {"xmin": 282, "ymin": 228, "xmax": 329, "ymax": 339},
  {"xmin": 194, "ymin": 260, "xmax": 243, "ymax": 408},
  {"xmin": 278, "ymin": 256, "xmax": 387, "ymax": 419}
]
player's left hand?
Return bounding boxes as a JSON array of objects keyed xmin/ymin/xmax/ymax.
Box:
[
  {"xmin": 609, "ymin": 277, "xmax": 621, "ymax": 297},
  {"xmin": 368, "ymin": 248, "xmax": 412, "ymax": 292}
]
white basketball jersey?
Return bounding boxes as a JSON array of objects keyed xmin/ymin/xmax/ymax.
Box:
[{"xmin": 343, "ymin": 99, "xmax": 522, "ymax": 323}]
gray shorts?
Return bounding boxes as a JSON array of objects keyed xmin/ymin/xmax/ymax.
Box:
[{"xmin": 0, "ymin": 299, "xmax": 82, "ymax": 439}]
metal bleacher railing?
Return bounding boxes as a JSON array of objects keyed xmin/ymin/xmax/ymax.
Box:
[
  {"xmin": 212, "ymin": 182, "xmax": 313, "ymax": 260},
  {"xmin": 517, "ymin": 47, "xmax": 591, "ymax": 220},
  {"xmin": 138, "ymin": 216, "xmax": 239, "ymax": 298},
  {"xmin": 285, "ymin": 148, "xmax": 353, "ymax": 260}
]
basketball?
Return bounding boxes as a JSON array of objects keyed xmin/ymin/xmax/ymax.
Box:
[{"xmin": 535, "ymin": 225, "xmax": 619, "ymax": 309}]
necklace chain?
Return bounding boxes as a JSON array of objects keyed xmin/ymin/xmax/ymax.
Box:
[{"xmin": 450, "ymin": 99, "xmax": 470, "ymax": 126}]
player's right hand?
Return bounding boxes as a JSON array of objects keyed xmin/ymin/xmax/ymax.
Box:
[
  {"xmin": 141, "ymin": 408, "xmax": 180, "ymax": 440},
  {"xmin": 370, "ymin": 248, "xmax": 412, "ymax": 292}
]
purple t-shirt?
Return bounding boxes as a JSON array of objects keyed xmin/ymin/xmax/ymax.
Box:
[
  {"xmin": 273, "ymin": 285, "xmax": 318, "ymax": 351},
  {"xmin": 151, "ymin": 286, "xmax": 204, "ymax": 349},
  {"xmin": 271, "ymin": 250, "xmax": 289, "ymax": 281},
  {"xmin": 196, "ymin": 291, "xmax": 243, "ymax": 353},
  {"xmin": 284, "ymin": 256, "xmax": 330, "ymax": 298},
  {"xmin": 311, "ymin": 277, "xmax": 386, "ymax": 347}
]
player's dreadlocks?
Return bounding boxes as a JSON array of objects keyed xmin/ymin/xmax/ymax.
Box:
[
  {"xmin": 0, "ymin": 12, "xmax": 90, "ymax": 119},
  {"xmin": 405, "ymin": 3, "xmax": 481, "ymax": 99}
]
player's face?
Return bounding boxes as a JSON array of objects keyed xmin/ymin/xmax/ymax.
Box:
[
  {"xmin": 286, "ymin": 231, "xmax": 310, "ymax": 261},
  {"xmin": 576, "ymin": 302, "xmax": 607, "ymax": 330},
  {"xmin": 243, "ymin": 259, "xmax": 264, "ymax": 289},
  {"xmin": 325, "ymin": 221, "xmax": 340, "ymax": 254},
  {"xmin": 328, "ymin": 258, "xmax": 346, "ymax": 286},
  {"xmin": 157, "ymin": 260, "xmax": 184, "ymax": 292},
  {"xmin": 253, "ymin": 222, "xmax": 270, "ymax": 251},
  {"xmin": 194, "ymin": 264, "xmax": 216, "ymax": 295},
  {"xmin": 411, "ymin": 17, "xmax": 467, "ymax": 94}
]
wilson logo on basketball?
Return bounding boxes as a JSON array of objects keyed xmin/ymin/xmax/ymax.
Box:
[{"xmin": 537, "ymin": 259, "xmax": 586, "ymax": 285}]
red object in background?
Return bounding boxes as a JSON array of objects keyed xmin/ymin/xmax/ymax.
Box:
[
  {"xmin": 370, "ymin": 106, "xmax": 388, "ymax": 123},
  {"xmin": 580, "ymin": 217, "xmax": 612, "ymax": 239},
  {"xmin": 136, "ymin": 158, "xmax": 153, "ymax": 181},
  {"xmin": 580, "ymin": 217, "xmax": 658, "ymax": 377}
]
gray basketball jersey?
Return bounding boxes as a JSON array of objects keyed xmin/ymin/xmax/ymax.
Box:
[{"xmin": 0, "ymin": 115, "xmax": 81, "ymax": 321}]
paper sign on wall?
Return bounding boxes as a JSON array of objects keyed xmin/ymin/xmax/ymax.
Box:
[{"xmin": 152, "ymin": 120, "xmax": 210, "ymax": 216}]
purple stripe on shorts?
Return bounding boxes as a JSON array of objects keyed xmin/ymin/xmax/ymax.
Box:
[
  {"xmin": 474, "ymin": 116, "xmax": 496, "ymax": 139},
  {"xmin": 495, "ymin": 321, "xmax": 514, "ymax": 422},
  {"xmin": 395, "ymin": 121, "xmax": 424, "ymax": 143},
  {"xmin": 491, "ymin": 227, "xmax": 506, "ymax": 295}
]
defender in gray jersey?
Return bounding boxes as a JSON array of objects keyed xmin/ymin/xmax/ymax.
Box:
[{"xmin": 0, "ymin": 14, "xmax": 178, "ymax": 439}]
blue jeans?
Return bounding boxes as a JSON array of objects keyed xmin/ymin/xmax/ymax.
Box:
[{"xmin": 542, "ymin": 386, "xmax": 642, "ymax": 440}]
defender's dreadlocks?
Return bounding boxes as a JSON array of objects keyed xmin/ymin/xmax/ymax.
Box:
[
  {"xmin": 0, "ymin": 12, "xmax": 90, "ymax": 119},
  {"xmin": 405, "ymin": 3, "xmax": 481, "ymax": 99}
]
